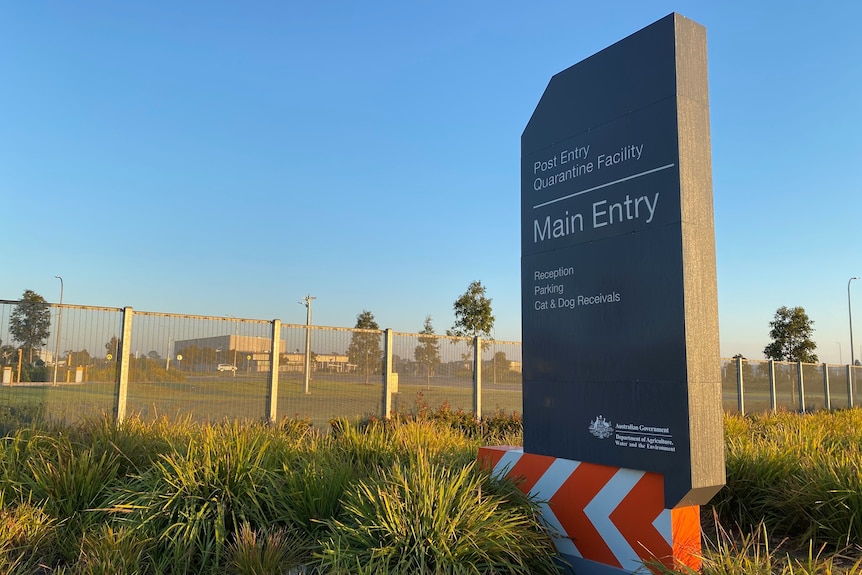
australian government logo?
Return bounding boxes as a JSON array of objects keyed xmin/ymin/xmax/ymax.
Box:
[
  {"xmin": 588, "ymin": 415, "xmax": 613, "ymax": 439},
  {"xmin": 589, "ymin": 416, "xmax": 677, "ymax": 453}
]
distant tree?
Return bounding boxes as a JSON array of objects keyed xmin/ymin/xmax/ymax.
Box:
[
  {"xmin": 201, "ymin": 347, "xmax": 218, "ymax": 367},
  {"xmin": 0, "ymin": 344, "xmax": 15, "ymax": 366},
  {"xmin": 68, "ymin": 349, "xmax": 92, "ymax": 367},
  {"xmin": 347, "ymin": 310, "xmax": 381, "ymax": 385},
  {"xmin": 10, "ymin": 290, "xmax": 51, "ymax": 364},
  {"xmin": 447, "ymin": 281, "xmax": 495, "ymax": 357},
  {"xmin": 147, "ymin": 350, "xmax": 161, "ymax": 360},
  {"xmin": 175, "ymin": 345, "xmax": 202, "ymax": 369},
  {"xmin": 763, "ymin": 306, "xmax": 818, "ymax": 363},
  {"xmin": 487, "ymin": 350, "xmax": 512, "ymax": 382},
  {"xmin": 414, "ymin": 315, "xmax": 441, "ymax": 387},
  {"xmin": 105, "ymin": 336, "xmax": 121, "ymax": 360}
]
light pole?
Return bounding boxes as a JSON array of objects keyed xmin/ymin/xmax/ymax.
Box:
[
  {"xmin": 299, "ymin": 294, "xmax": 316, "ymax": 394},
  {"xmin": 165, "ymin": 326, "xmax": 172, "ymax": 371},
  {"xmin": 836, "ymin": 342, "xmax": 843, "ymax": 365},
  {"xmin": 226, "ymin": 314, "xmax": 238, "ymax": 376},
  {"xmin": 52, "ymin": 276, "xmax": 64, "ymax": 386},
  {"xmin": 492, "ymin": 327, "xmax": 497, "ymax": 385},
  {"xmin": 850, "ymin": 277, "xmax": 858, "ymax": 367}
]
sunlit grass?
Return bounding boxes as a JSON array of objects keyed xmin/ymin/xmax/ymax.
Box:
[
  {"xmin": 715, "ymin": 409, "xmax": 862, "ymax": 550},
  {"xmin": 317, "ymin": 449, "xmax": 560, "ymax": 575},
  {"xmin": 0, "ymin": 408, "xmax": 859, "ymax": 573}
]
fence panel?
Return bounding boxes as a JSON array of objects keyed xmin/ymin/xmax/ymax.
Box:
[
  {"xmin": 480, "ymin": 339, "xmax": 523, "ymax": 417},
  {"xmin": 720, "ymin": 358, "xmax": 739, "ymax": 414},
  {"xmin": 853, "ymin": 366, "xmax": 862, "ymax": 407},
  {"xmin": 0, "ymin": 301, "xmax": 122, "ymax": 425},
  {"xmin": 771, "ymin": 362, "xmax": 800, "ymax": 411},
  {"xmin": 127, "ymin": 312, "xmax": 273, "ymax": 423},
  {"xmin": 742, "ymin": 360, "xmax": 774, "ymax": 414},
  {"xmin": 277, "ymin": 324, "xmax": 384, "ymax": 429},
  {"xmin": 800, "ymin": 363, "xmax": 823, "ymax": 411},
  {"xmin": 827, "ymin": 365, "xmax": 850, "ymax": 409},
  {"xmin": 390, "ymin": 333, "xmax": 474, "ymax": 415}
]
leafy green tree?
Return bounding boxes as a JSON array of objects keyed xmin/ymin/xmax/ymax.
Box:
[
  {"xmin": 447, "ymin": 281, "xmax": 495, "ymax": 358},
  {"xmin": 764, "ymin": 306, "xmax": 818, "ymax": 363},
  {"xmin": 414, "ymin": 315, "xmax": 441, "ymax": 387},
  {"xmin": 347, "ymin": 310, "xmax": 381, "ymax": 385},
  {"xmin": 10, "ymin": 290, "xmax": 51, "ymax": 364}
]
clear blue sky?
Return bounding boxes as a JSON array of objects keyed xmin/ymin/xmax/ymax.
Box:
[{"xmin": 2, "ymin": 2, "xmax": 860, "ymax": 362}]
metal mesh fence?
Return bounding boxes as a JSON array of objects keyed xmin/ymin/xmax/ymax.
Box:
[
  {"xmin": 388, "ymin": 333, "xmax": 523, "ymax": 417},
  {"xmin": 741, "ymin": 360, "xmax": 772, "ymax": 413},
  {"xmin": 0, "ymin": 301, "xmax": 122, "ymax": 424},
  {"xmin": 723, "ymin": 358, "xmax": 862, "ymax": 415},
  {"xmin": 2, "ymin": 298, "xmax": 861, "ymax": 428},
  {"xmin": 276, "ymin": 324, "xmax": 384, "ymax": 429},
  {"xmin": 828, "ymin": 365, "xmax": 852, "ymax": 410},
  {"xmin": 126, "ymin": 312, "xmax": 274, "ymax": 423},
  {"xmin": 720, "ymin": 358, "xmax": 739, "ymax": 414}
]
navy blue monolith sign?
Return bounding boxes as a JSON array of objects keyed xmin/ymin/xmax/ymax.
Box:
[{"xmin": 521, "ymin": 13, "xmax": 725, "ymax": 508}]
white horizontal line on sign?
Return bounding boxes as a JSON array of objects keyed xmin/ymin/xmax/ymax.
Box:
[{"xmin": 532, "ymin": 163, "xmax": 676, "ymax": 210}]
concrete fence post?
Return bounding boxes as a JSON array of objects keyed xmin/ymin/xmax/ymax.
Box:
[
  {"xmin": 383, "ymin": 329, "xmax": 393, "ymax": 419},
  {"xmin": 769, "ymin": 360, "xmax": 777, "ymax": 411},
  {"xmin": 797, "ymin": 362, "xmax": 805, "ymax": 412},
  {"xmin": 735, "ymin": 356, "xmax": 744, "ymax": 415},
  {"xmin": 267, "ymin": 320, "xmax": 281, "ymax": 424},
  {"xmin": 823, "ymin": 363, "xmax": 831, "ymax": 411},
  {"xmin": 114, "ymin": 307, "xmax": 134, "ymax": 424},
  {"xmin": 473, "ymin": 337, "xmax": 482, "ymax": 421}
]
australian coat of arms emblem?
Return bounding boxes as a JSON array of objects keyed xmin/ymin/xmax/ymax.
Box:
[{"xmin": 589, "ymin": 415, "xmax": 613, "ymax": 439}]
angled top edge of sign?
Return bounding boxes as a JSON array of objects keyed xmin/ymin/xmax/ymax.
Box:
[{"xmin": 522, "ymin": 13, "xmax": 705, "ymax": 154}]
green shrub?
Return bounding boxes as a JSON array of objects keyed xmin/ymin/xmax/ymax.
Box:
[
  {"xmin": 77, "ymin": 524, "xmax": 153, "ymax": 575},
  {"xmin": 278, "ymin": 449, "xmax": 354, "ymax": 536},
  {"xmin": 225, "ymin": 522, "xmax": 310, "ymax": 575},
  {"xmin": 0, "ymin": 403, "xmax": 45, "ymax": 436},
  {"xmin": 351, "ymin": 393, "xmax": 523, "ymax": 447},
  {"xmin": 714, "ymin": 410, "xmax": 862, "ymax": 550},
  {"xmin": 317, "ymin": 449, "xmax": 561, "ymax": 575},
  {"xmin": 71, "ymin": 414, "xmax": 174, "ymax": 477},
  {"xmin": 123, "ymin": 421, "xmax": 294, "ymax": 573},
  {"xmin": 18, "ymin": 364, "xmax": 49, "ymax": 383},
  {"xmin": 19, "ymin": 434, "xmax": 122, "ymax": 562},
  {"xmin": 0, "ymin": 502, "xmax": 56, "ymax": 572}
]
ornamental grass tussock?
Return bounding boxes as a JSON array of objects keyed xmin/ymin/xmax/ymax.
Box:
[
  {"xmin": 0, "ymin": 409, "xmax": 860, "ymax": 573},
  {"xmin": 317, "ymin": 448, "xmax": 562, "ymax": 575}
]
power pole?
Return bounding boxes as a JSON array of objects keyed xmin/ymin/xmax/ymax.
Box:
[
  {"xmin": 52, "ymin": 276, "xmax": 64, "ymax": 386},
  {"xmin": 299, "ymin": 294, "xmax": 316, "ymax": 394}
]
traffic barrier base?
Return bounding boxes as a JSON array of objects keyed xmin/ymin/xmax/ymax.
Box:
[{"xmin": 478, "ymin": 446, "xmax": 701, "ymax": 575}]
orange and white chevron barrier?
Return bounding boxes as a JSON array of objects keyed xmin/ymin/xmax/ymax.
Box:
[{"xmin": 479, "ymin": 446, "xmax": 701, "ymax": 574}]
